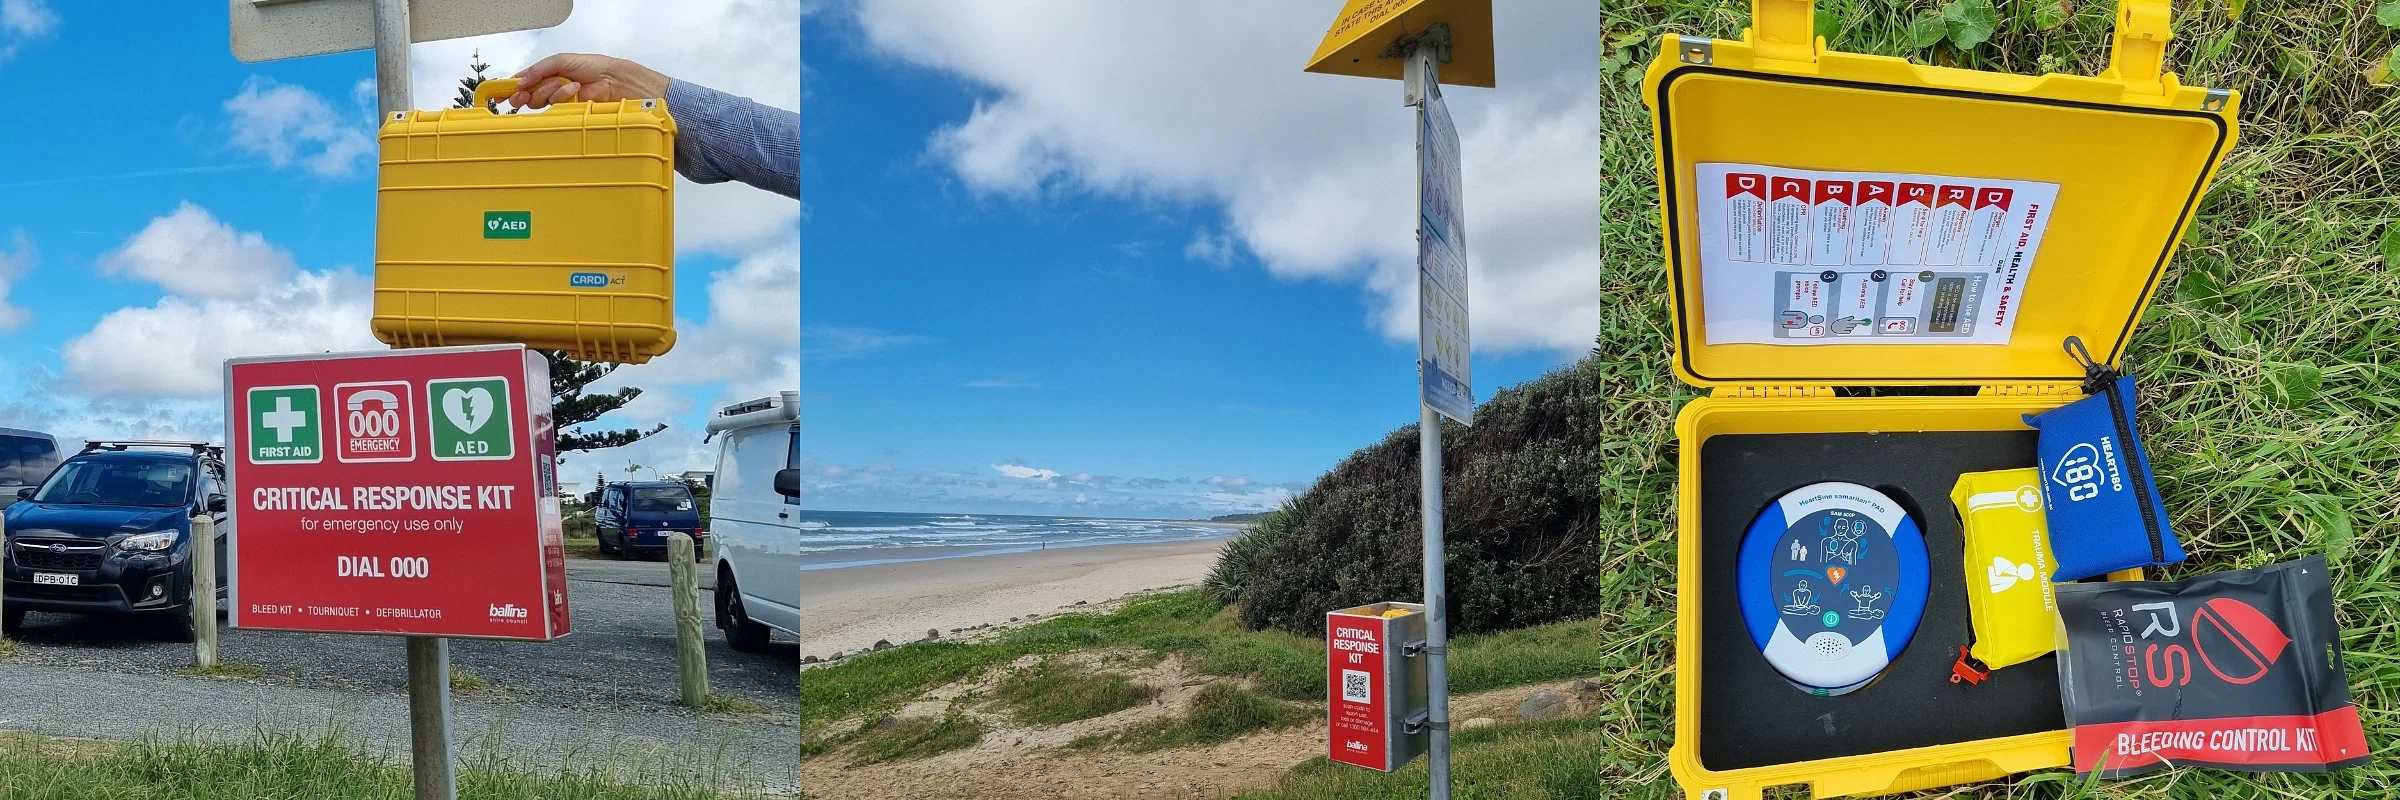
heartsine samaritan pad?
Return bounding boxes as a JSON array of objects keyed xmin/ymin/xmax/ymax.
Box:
[{"xmin": 1738, "ymin": 482, "xmax": 1929, "ymax": 696}]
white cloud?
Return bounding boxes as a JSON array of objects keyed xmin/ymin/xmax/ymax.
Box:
[
  {"xmin": 1183, "ymin": 228, "xmax": 1238, "ymax": 267},
  {"xmin": 1203, "ymin": 475, "xmax": 1252, "ymax": 488},
  {"xmin": 605, "ymin": 236, "xmax": 799, "ymax": 411},
  {"xmin": 63, "ymin": 270, "xmax": 377, "ymax": 398},
  {"xmin": 993, "ymin": 463, "xmax": 1061, "ymax": 482},
  {"xmin": 224, "ymin": 77, "xmax": 375, "ymax": 178},
  {"xmin": 962, "ymin": 377, "xmax": 1036, "ymax": 389},
  {"xmin": 0, "ymin": 231, "xmax": 33, "ymax": 331},
  {"xmin": 406, "ymin": 0, "xmax": 801, "ymax": 257},
  {"xmin": 852, "ymin": 1, "xmax": 1600, "ymax": 353},
  {"xmin": 0, "ymin": 0, "xmax": 56, "ymax": 61},
  {"xmin": 99, "ymin": 202, "xmax": 296, "ymax": 298},
  {"xmin": 807, "ymin": 324, "xmax": 924, "ymax": 362}
]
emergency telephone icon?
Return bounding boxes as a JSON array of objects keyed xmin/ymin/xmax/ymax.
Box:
[
  {"xmin": 246, "ymin": 385, "xmax": 323, "ymax": 465},
  {"xmin": 334, "ymin": 381, "xmax": 418, "ymax": 464}
]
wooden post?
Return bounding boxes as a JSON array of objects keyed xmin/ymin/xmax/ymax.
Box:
[
  {"xmin": 191, "ymin": 514, "xmax": 218, "ymax": 668},
  {"xmin": 671, "ymin": 532, "xmax": 708, "ymax": 707}
]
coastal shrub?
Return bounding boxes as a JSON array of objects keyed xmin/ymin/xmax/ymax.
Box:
[
  {"xmin": 1216, "ymin": 352, "xmax": 1683, "ymax": 637},
  {"xmin": 1202, "ymin": 503, "xmax": 1301, "ymax": 605}
]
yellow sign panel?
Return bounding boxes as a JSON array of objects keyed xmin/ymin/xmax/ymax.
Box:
[
  {"xmin": 373, "ymin": 78, "xmax": 680, "ymax": 365},
  {"xmin": 1303, "ymin": 0, "xmax": 1494, "ymax": 87}
]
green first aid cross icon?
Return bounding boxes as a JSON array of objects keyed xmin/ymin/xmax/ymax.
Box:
[
  {"xmin": 247, "ymin": 385, "xmax": 323, "ymax": 465},
  {"xmin": 428, "ymin": 376, "xmax": 515, "ymax": 461}
]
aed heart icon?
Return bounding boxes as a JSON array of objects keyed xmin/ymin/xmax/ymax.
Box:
[
  {"xmin": 427, "ymin": 376, "xmax": 513, "ymax": 462},
  {"xmin": 443, "ymin": 387, "xmax": 494, "ymax": 434},
  {"xmin": 1826, "ymin": 567, "xmax": 1847, "ymax": 585}
]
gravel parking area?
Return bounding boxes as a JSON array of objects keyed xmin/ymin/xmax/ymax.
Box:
[{"xmin": 0, "ymin": 552, "xmax": 800, "ymax": 791}]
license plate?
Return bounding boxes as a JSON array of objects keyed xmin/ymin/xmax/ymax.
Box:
[{"xmin": 31, "ymin": 572, "xmax": 78, "ymax": 586}]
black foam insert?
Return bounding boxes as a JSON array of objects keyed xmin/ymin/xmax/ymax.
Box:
[{"xmin": 1697, "ymin": 431, "xmax": 2060, "ymax": 771}]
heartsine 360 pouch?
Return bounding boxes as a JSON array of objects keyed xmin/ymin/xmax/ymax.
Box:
[{"xmin": 2022, "ymin": 337, "xmax": 2184, "ymax": 581}]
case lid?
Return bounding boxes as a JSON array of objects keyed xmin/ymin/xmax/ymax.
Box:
[{"xmin": 1642, "ymin": 0, "xmax": 2237, "ymax": 388}]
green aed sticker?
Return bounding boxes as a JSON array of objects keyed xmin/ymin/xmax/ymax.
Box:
[{"xmin": 484, "ymin": 211, "xmax": 531, "ymax": 239}]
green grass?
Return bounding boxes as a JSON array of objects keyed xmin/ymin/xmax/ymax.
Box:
[
  {"xmin": 0, "ymin": 637, "xmax": 17, "ymax": 660},
  {"xmin": 990, "ymin": 660, "xmax": 1159, "ymax": 726},
  {"xmin": 1076, "ymin": 684, "xmax": 1316, "ymax": 753},
  {"xmin": 449, "ymin": 667, "xmax": 490, "ymax": 694},
  {"xmin": 698, "ymin": 693, "xmax": 765, "ymax": 715},
  {"xmin": 801, "ymin": 589, "xmax": 1622, "ymax": 733},
  {"xmin": 1235, "ymin": 1, "xmax": 2400, "ymax": 798},
  {"xmin": 844, "ymin": 713, "xmax": 987, "ymax": 765},
  {"xmin": 0, "ymin": 729, "xmax": 749, "ymax": 799}
]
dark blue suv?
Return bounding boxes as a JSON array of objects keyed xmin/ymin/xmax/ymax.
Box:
[
  {"xmin": 593, "ymin": 480, "xmax": 706, "ymax": 559},
  {"xmin": 1, "ymin": 441, "xmax": 228, "ymax": 642}
]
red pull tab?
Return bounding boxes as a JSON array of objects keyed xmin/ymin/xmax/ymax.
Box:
[{"xmin": 1950, "ymin": 645, "xmax": 1990, "ymax": 686}]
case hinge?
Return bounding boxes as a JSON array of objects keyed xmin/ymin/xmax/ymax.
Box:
[
  {"xmin": 1976, "ymin": 383, "xmax": 2079, "ymax": 398},
  {"xmin": 1727, "ymin": 384, "xmax": 1831, "ymax": 399},
  {"xmin": 2102, "ymin": 0, "xmax": 2173, "ymax": 96},
  {"xmin": 1745, "ymin": 0, "xmax": 1819, "ymax": 64}
]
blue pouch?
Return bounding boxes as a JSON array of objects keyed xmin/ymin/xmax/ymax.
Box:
[{"xmin": 2021, "ymin": 337, "xmax": 2184, "ymax": 581}]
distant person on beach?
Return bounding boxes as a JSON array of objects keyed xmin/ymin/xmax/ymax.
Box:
[{"xmin": 507, "ymin": 53, "xmax": 798, "ymax": 200}]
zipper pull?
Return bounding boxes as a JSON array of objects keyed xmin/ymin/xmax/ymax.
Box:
[{"xmin": 2063, "ymin": 336, "xmax": 2120, "ymax": 394}]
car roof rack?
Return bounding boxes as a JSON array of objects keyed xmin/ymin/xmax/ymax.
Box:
[{"xmin": 82, "ymin": 440, "xmax": 225, "ymax": 460}]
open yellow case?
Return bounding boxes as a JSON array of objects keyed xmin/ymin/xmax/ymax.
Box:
[{"xmin": 1646, "ymin": 1, "xmax": 2235, "ymax": 797}]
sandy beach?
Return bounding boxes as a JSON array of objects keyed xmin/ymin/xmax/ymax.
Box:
[{"xmin": 800, "ymin": 536, "xmax": 1231, "ymax": 661}]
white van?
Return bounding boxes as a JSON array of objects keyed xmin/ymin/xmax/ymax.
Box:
[{"xmin": 702, "ymin": 391, "xmax": 802, "ymax": 652}]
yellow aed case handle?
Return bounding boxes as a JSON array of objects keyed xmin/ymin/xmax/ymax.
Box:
[
  {"xmin": 2103, "ymin": 0, "xmax": 2175, "ymax": 93},
  {"xmin": 468, "ymin": 77, "xmax": 581, "ymax": 111}
]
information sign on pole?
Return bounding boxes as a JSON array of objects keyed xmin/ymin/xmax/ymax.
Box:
[{"xmin": 224, "ymin": 344, "xmax": 569, "ymax": 641}]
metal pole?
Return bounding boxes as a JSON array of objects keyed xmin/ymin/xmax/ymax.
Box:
[
  {"xmin": 1405, "ymin": 41, "xmax": 1452, "ymax": 800},
  {"xmin": 191, "ymin": 515, "xmax": 219, "ymax": 669},
  {"xmin": 371, "ymin": 4, "xmax": 454, "ymax": 800},
  {"xmin": 1419, "ymin": 406, "xmax": 1451, "ymax": 798}
]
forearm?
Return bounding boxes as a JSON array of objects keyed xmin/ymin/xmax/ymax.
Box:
[{"xmin": 666, "ymin": 79, "xmax": 799, "ymax": 199}]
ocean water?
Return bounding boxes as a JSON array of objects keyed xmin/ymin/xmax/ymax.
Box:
[{"xmin": 794, "ymin": 510, "xmax": 1237, "ymax": 570}]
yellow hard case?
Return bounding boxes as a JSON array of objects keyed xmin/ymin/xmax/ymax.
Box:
[
  {"xmin": 373, "ymin": 78, "xmax": 678, "ymax": 364},
  {"xmin": 1647, "ymin": 1, "xmax": 2235, "ymax": 797}
]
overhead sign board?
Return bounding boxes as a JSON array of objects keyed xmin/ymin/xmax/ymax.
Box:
[
  {"xmin": 224, "ymin": 344, "xmax": 568, "ymax": 640},
  {"xmin": 230, "ymin": 0, "xmax": 573, "ymax": 63},
  {"xmin": 1417, "ymin": 78, "xmax": 1473, "ymax": 424},
  {"xmin": 1328, "ymin": 602, "xmax": 1429, "ymax": 772},
  {"xmin": 1304, "ymin": 0, "xmax": 1495, "ymax": 88}
]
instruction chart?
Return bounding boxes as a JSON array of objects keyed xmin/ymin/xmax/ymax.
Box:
[{"xmin": 1694, "ymin": 164, "xmax": 2058, "ymax": 345}]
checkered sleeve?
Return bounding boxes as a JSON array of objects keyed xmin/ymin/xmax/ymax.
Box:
[{"xmin": 665, "ymin": 79, "xmax": 799, "ymax": 199}]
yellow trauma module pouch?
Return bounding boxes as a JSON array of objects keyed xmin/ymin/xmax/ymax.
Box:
[{"xmin": 1951, "ymin": 468, "xmax": 2058, "ymax": 672}]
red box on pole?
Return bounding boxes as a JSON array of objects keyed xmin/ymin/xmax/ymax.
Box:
[
  {"xmin": 1328, "ymin": 601, "xmax": 1427, "ymax": 772},
  {"xmin": 224, "ymin": 344, "xmax": 567, "ymax": 641}
]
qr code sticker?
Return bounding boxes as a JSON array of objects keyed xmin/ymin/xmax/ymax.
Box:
[{"xmin": 1341, "ymin": 669, "xmax": 1372, "ymax": 704}]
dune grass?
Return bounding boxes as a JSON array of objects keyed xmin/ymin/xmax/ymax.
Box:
[
  {"xmin": 990, "ymin": 660, "xmax": 1160, "ymax": 727},
  {"xmin": 801, "ymin": 589, "xmax": 1629, "ymax": 738},
  {"xmin": 0, "ymin": 729, "xmax": 747, "ymax": 799},
  {"xmin": 844, "ymin": 713, "xmax": 988, "ymax": 765},
  {"xmin": 1075, "ymin": 683, "xmax": 1317, "ymax": 753}
]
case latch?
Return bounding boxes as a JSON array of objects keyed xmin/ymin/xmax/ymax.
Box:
[
  {"xmin": 1727, "ymin": 384, "xmax": 1829, "ymax": 399},
  {"xmin": 1745, "ymin": 0, "xmax": 1818, "ymax": 64},
  {"xmin": 2102, "ymin": 0, "xmax": 2174, "ymax": 96}
]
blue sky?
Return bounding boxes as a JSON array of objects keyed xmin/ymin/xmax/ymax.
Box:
[
  {"xmin": 0, "ymin": 1, "xmax": 799, "ymax": 490},
  {"xmin": 800, "ymin": 2, "xmax": 1599, "ymax": 518}
]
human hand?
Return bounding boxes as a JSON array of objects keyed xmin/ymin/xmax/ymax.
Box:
[{"xmin": 509, "ymin": 53, "xmax": 671, "ymax": 109}]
